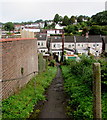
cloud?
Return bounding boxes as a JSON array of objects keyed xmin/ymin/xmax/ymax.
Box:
[
  {"xmin": 1, "ymin": 0, "xmax": 106, "ymax": 2},
  {"xmin": 0, "ymin": 1, "xmax": 105, "ymax": 22}
]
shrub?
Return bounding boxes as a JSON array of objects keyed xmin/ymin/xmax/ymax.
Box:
[
  {"xmin": 62, "ymin": 55, "xmax": 107, "ymax": 119},
  {"xmin": 2, "ymin": 67, "xmax": 57, "ymax": 119}
]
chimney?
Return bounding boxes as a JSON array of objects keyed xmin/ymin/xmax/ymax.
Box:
[{"xmin": 86, "ymin": 32, "xmax": 89, "ymax": 39}]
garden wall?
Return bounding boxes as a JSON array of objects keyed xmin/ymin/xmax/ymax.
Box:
[{"xmin": 0, "ymin": 38, "xmax": 38, "ymax": 99}]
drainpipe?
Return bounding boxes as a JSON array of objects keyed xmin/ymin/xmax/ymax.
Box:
[
  {"xmin": 61, "ymin": 30, "xmax": 64, "ymax": 62},
  {"xmin": 74, "ymin": 36, "xmax": 76, "ymax": 54}
]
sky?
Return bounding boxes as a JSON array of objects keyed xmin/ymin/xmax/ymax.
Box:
[{"xmin": 0, "ymin": 0, "xmax": 106, "ymax": 23}]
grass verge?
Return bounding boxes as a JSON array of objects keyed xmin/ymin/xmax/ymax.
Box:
[{"xmin": 2, "ymin": 66, "xmax": 57, "ymax": 119}]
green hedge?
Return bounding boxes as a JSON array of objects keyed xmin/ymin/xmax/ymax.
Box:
[
  {"xmin": 2, "ymin": 67, "xmax": 57, "ymax": 119},
  {"xmin": 62, "ymin": 56, "xmax": 107, "ymax": 119}
]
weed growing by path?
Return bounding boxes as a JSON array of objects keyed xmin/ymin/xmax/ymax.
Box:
[
  {"xmin": 62, "ymin": 55, "xmax": 107, "ymax": 119},
  {"xmin": 2, "ymin": 67, "xmax": 57, "ymax": 119}
]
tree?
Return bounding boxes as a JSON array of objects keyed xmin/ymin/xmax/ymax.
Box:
[
  {"xmin": 77, "ymin": 15, "xmax": 84, "ymax": 23},
  {"xmin": 64, "ymin": 25, "xmax": 79, "ymax": 34},
  {"xmin": 44, "ymin": 21, "xmax": 48, "ymax": 28},
  {"xmin": 82, "ymin": 27, "xmax": 89, "ymax": 36},
  {"xmin": 53, "ymin": 14, "xmax": 60, "ymax": 24},
  {"xmin": 62, "ymin": 15, "xmax": 69, "ymax": 26},
  {"xmin": 4, "ymin": 22, "xmax": 14, "ymax": 32},
  {"xmin": 89, "ymin": 25, "xmax": 102, "ymax": 35},
  {"xmin": 69, "ymin": 16, "xmax": 76, "ymax": 24},
  {"xmin": 35, "ymin": 19, "xmax": 43, "ymax": 23},
  {"xmin": 91, "ymin": 11, "xmax": 107, "ymax": 25}
]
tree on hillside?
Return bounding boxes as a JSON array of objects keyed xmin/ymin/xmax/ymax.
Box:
[
  {"xmin": 77, "ymin": 15, "xmax": 84, "ymax": 23},
  {"xmin": 82, "ymin": 27, "xmax": 89, "ymax": 36},
  {"xmin": 89, "ymin": 25, "xmax": 102, "ymax": 35},
  {"xmin": 59, "ymin": 16, "xmax": 63, "ymax": 22},
  {"xmin": 91, "ymin": 11, "xmax": 107, "ymax": 25},
  {"xmin": 64, "ymin": 25, "xmax": 79, "ymax": 34},
  {"xmin": 54, "ymin": 14, "xmax": 60, "ymax": 24},
  {"xmin": 44, "ymin": 21, "xmax": 48, "ymax": 28},
  {"xmin": 62, "ymin": 15, "xmax": 69, "ymax": 26},
  {"xmin": 4, "ymin": 22, "xmax": 14, "ymax": 32},
  {"xmin": 35, "ymin": 19, "xmax": 43, "ymax": 23},
  {"xmin": 69, "ymin": 16, "xmax": 76, "ymax": 24}
]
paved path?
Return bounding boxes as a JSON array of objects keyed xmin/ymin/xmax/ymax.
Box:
[
  {"xmin": 29, "ymin": 66, "xmax": 68, "ymax": 119},
  {"xmin": 39, "ymin": 66, "xmax": 67, "ymax": 118}
]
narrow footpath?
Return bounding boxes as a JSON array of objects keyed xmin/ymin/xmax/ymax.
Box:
[
  {"xmin": 30, "ymin": 65, "xmax": 68, "ymax": 119},
  {"xmin": 39, "ymin": 65, "xmax": 67, "ymax": 118}
]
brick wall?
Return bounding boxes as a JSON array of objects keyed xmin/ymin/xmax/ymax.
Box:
[{"xmin": 0, "ymin": 38, "xmax": 38, "ymax": 99}]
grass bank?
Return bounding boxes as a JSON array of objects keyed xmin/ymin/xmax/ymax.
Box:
[
  {"xmin": 61, "ymin": 56, "xmax": 107, "ymax": 119},
  {"xmin": 2, "ymin": 66, "xmax": 57, "ymax": 119}
]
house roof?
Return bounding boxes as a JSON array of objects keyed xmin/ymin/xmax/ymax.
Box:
[
  {"xmin": 36, "ymin": 34, "xmax": 47, "ymax": 40},
  {"xmin": 75, "ymin": 35, "xmax": 102, "ymax": 43},
  {"xmin": 65, "ymin": 36, "xmax": 74, "ymax": 42},
  {"xmin": 51, "ymin": 36, "xmax": 62, "ymax": 43},
  {"xmin": 51, "ymin": 36, "xmax": 74, "ymax": 43},
  {"xmin": 105, "ymin": 36, "xmax": 107, "ymax": 43},
  {"xmin": 47, "ymin": 35, "xmax": 103, "ymax": 43}
]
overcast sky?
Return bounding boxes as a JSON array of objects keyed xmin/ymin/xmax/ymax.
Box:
[{"xmin": 0, "ymin": 0, "xmax": 106, "ymax": 23}]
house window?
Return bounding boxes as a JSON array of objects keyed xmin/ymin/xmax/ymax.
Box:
[
  {"xmin": 38, "ymin": 42, "xmax": 40, "ymax": 46},
  {"xmin": 72, "ymin": 44, "xmax": 74, "ymax": 46},
  {"xmin": 68, "ymin": 45, "xmax": 71, "ymax": 48},
  {"xmin": 97, "ymin": 44, "xmax": 99, "ymax": 46},
  {"xmin": 93, "ymin": 44, "xmax": 95, "ymax": 47},
  {"xmin": 82, "ymin": 44, "xmax": 83, "ymax": 47},
  {"xmin": 41, "ymin": 42, "xmax": 43, "ymax": 46},
  {"xmin": 78, "ymin": 44, "xmax": 80, "ymax": 46},
  {"xmin": 55, "ymin": 37, "xmax": 57, "ymax": 39},
  {"xmin": 53, "ymin": 44, "xmax": 56, "ymax": 48},
  {"xmin": 57, "ymin": 44, "xmax": 60, "ymax": 48}
]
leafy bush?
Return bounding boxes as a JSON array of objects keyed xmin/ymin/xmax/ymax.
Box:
[
  {"xmin": 2, "ymin": 67, "xmax": 57, "ymax": 119},
  {"xmin": 62, "ymin": 55, "xmax": 107, "ymax": 119},
  {"xmin": 48, "ymin": 59, "xmax": 56, "ymax": 67}
]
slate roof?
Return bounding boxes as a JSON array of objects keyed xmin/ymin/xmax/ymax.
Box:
[
  {"xmin": 75, "ymin": 35, "xmax": 102, "ymax": 43},
  {"xmin": 51, "ymin": 36, "xmax": 62, "ymax": 43},
  {"xmin": 51, "ymin": 36, "xmax": 74, "ymax": 43},
  {"xmin": 36, "ymin": 34, "xmax": 47, "ymax": 40},
  {"xmin": 42, "ymin": 35, "xmax": 102, "ymax": 43},
  {"xmin": 64, "ymin": 36, "xmax": 74, "ymax": 42},
  {"xmin": 105, "ymin": 36, "xmax": 107, "ymax": 43}
]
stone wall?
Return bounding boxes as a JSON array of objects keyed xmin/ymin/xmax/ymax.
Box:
[{"xmin": 0, "ymin": 38, "xmax": 38, "ymax": 99}]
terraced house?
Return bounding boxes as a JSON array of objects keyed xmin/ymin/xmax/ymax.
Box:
[{"xmin": 47, "ymin": 35, "xmax": 103, "ymax": 58}]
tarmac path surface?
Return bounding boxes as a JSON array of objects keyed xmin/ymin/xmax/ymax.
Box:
[{"xmin": 38, "ymin": 66, "xmax": 67, "ymax": 118}]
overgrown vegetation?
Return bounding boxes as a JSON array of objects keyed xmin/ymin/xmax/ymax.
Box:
[
  {"xmin": 38, "ymin": 53, "xmax": 47, "ymax": 73},
  {"xmin": 2, "ymin": 67, "xmax": 57, "ymax": 119},
  {"xmin": 61, "ymin": 55, "xmax": 107, "ymax": 119}
]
